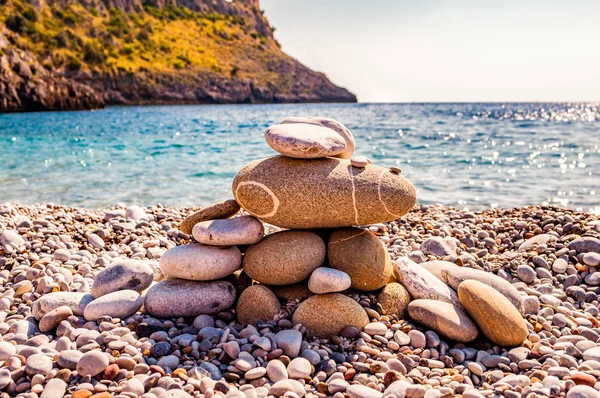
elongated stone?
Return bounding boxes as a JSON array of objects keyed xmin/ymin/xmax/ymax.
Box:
[{"xmin": 393, "ymin": 258, "xmax": 460, "ymax": 306}]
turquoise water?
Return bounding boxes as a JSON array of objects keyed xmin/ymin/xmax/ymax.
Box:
[{"xmin": 1, "ymin": 103, "xmax": 599, "ymax": 212}]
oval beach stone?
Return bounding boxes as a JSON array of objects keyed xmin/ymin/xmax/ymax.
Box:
[
  {"xmin": 232, "ymin": 156, "xmax": 416, "ymax": 229},
  {"xmin": 91, "ymin": 258, "xmax": 154, "ymax": 298},
  {"xmin": 264, "ymin": 123, "xmax": 347, "ymax": 159},
  {"xmin": 144, "ymin": 279, "xmax": 236, "ymax": 318},
  {"xmin": 328, "ymin": 228, "xmax": 392, "ymax": 291},
  {"xmin": 160, "ymin": 243, "xmax": 241, "ymax": 281},
  {"xmin": 458, "ymin": 280, "xmax": 527, "ymax": 346},
  {"xmin": 192, "ymin": 215, "xmax": 264, "ymax": 246},
  {"xmin": 393, "ymin": 258, "xmax": 460, "ymax": 305},
  {"xmin": 179, "ymin": 199, "xmax": 240, "ymax": 235},
  {"xmin": 32, "ymin": 292, "xmax": 94, "ymax": 319},
  {"xmin": 84, "ymin": 290, "xmax": 143, "ymax": 321},
  {"xmin": 281, "ymin": 116, "xmax": 355, "ymax": 159},
  {"xmin": 378, "ymin": 283, "xmax": 411, "ymax": 317},
  {"xmin": 243, "ymin": 230, "xmax": 325, "ymax": 285},
  {"xmin": 408, "ymin": 299, "xmax": 478, "ymax": 342},
  {"xmin": 308, "ymin": 267, "xmax": 351, "ymax": 294},
  {"xmin": 292, "ymin": 293, "xmax": 369, "ymax": 338},
  {"xmin": 237, "ymin": 285, "xmax": 281, "ymax": 325}
]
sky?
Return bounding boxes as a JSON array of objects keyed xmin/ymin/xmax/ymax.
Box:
[{"xmin": 261, "ymin": 0, "xmax": 600, "ymax": 103}]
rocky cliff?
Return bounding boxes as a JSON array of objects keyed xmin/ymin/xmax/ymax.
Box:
[{"xmin": 0, "ymin": 0, "xmax": 355, "ymax": 111}]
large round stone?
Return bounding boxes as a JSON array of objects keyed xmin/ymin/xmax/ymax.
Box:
[
  {"xmin": 179, "ymin": 199, "xmax": 240, "ymax": 235},
  {"xmin": 378, "ymin": 283, "xmax": 410, "ymax": 317},
  {"xmin": 292, "ymin": 293, "xmax": 369, "ymax": 338},
  {"xmin": 264, "ymin": 123, "xmax": 347, "ymax": 159},
  {"xmin": 328, "ymin": 228, "xmax": 392, "ymax": 291},
  {"xmin": 243, "ymin": 230, "xmax": 325, "ymax": 285},
  {"xmin": 232, "ymin": 156, "xmax": 416, "ymax": 229},
  {"xmin": 408, "ymin": 299, "xmax": 478, "ymax": 342},
  {"xmin": 458, "ymin": 280, "xmax": 527, "ymax": 347},
  {"xmin": 308, "ymin": 267, "xmax": 351, "ymax": 294},
  {"xmin": 32, "ymin": 292, "xmax": 94, "ymax": 319},
  {"xmin": 281, "ymin": 117, "xmax": 355, "ymax": 159},
  {"xmin": 237, "ymin": 285, "xmax": 281, "ymax": 325},
  {"xmin": 91, "ymin": 259, "xmax": 154, "ymax": 298},
  {"xmin": 192, "ymin": 216, "xmax": 264, "ymax": 246},
  {"xmin": 159, "ymin": 243, "xmax": 241, "ymax": 281},
  {"xmin": 144, "ymin": 279, "xmax": 235, "ymax": 318},
  {"xmin": 83, "ymin": 290, "xmax": 143, "ymax": 321}
]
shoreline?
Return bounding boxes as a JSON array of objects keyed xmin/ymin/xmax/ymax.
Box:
[{"xmin": 0, "ymin": 202, "xmax": 599, "ymax": 397}]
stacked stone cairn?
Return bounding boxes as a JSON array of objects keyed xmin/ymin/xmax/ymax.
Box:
[{"xmin": 26, "ymin": 116, "xmax": 535, "ymax": 395}]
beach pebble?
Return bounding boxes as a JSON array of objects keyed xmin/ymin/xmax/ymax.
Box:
[
  {"xmin": 308, "ymin": 267, "xmax": 351, "ymax": 294},
  {"xmin": 264, "ymin": 123, "xmax": 347, "ymax": 159},
  {"xmin": 378, "ymin": 282, "xmax": 411, "ymax": 317},
  {"xmin": 91, "ymin": 259, "xmax": 154, "ymax": 298},
  {"xmin": 88, "ymin": 233, "xmax": 105, "ymax": 249},
  {"xmin": 0, "ymin": 229, "xmax": 25, "ymax": 247},
  {"xmin": 40, "ymin": 379, "xmax": 67, "ymax": 398},
  {"xmin": 458, "ymin": 280, "xmax": 527, "ymax": 346},
  {"xmin": 39, "ymin": 305, "xmax": 73, "ymax": 332},
  {"xmin": 0, "ymin": 341, "xmax": 16, "ymax": 360},
  {"xmin": 408, "ymin": 299, "xmax": 478, "ymax": 342},
  {"xmin": 583, "ymin": 252, "xmax": 600, "ymax": 266},
  {"xmin": 566, "ymin": 385, "xmax": 600, "ymax": 398},
  {"xmin": 394, "ymin": 257, "xmax": 460, "ymax": 305},
  {"xmin": 287, "ymin": 357, "xmax": 312, "ymax": 379},
  {"xmin": 160, "ymin": 243, "xmax": 241, "ymax": 281},
  {"xmin": 125, "ymin": 205, "xmax": 148, "ymax": 221},
  {"xmin": 83, "ymin": 290, "xmax": 143, "ymax": 321},
  {"xmin": 274, "ymin": 330, "xmax": 303, "ymax": 358},
  {"xmin": 25, "ymin": 353, "xmax": 53, "ymax": 376},
  {"xmin": 77, "ymin": 351, "xmax": 109, "ymax": 376},
  {"xmin": 519, "ymin": 234, "xmax": 556, "ymax": 251},
  {"xmin": 266, "ymin": 359, "xmax": 289, "ymax": 382},
  {"xmin": 32, "ymin": 292, "xmax": 94, "ymax": 319},
  {"xmin": 517, "ymin": 265, "xmax": 536, "ymax": 283},
  {"xmin": 421, "ymin": 236, "xmax": 457, "ymax": 257},
  {"xmin": 328, "ymin": 227, "xmax": 392, "ymax": 291},
  {"xmin": 179, "ymin": 199, "xmax": 241, "ymax": 235},
  {"xmin": 192, "ymin": 215, "xmax": 264, "ymax": 246},
  {"xmin": 568, "ymin": 237, "xmax": 600, "ymax": 254},
  {"xmin": 281, "ymin": 116, "xmax": 355, "ymax": 159},
  {"xmin": 243, "ymin": 230, "xmax": 325, "ymax": 285},
  {"xmin": 552, "ymin": 258, "xmax": 569, "ymax": 273},
  {"xmin": 144, "ymin": 279, "xmax": 236, "ymax": 318},
  {"xmin": 237, "ymin": 285, "xmax": 281, "ymax": 325},
  {"xmin": 419, "ymin": 260, "xmax": 457, "ymax": 279},
  {"xmin": 350, "ymin": 156, "xmax": 371, "ymax": 168},
  {"xmin": 57, "ymin": 350, "xmax": 84, "ymax": 369},
  {"xmin": 53, "ymin": 248, "xmax": 71, "ymax": 262},
  {"xmin": 233, "ymin": 156, "xmax": 416, "ymax": 229},
  {"xmin": 292, "ymin": 293, "xmax": 369, "ymax": 338},
  {"xmin": 346, "ymin": 384, "xmax": 383, "ymax": 398}
]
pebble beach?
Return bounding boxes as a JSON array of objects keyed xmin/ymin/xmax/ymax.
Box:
[{"xmin": 1, "ymin": 202, "xmax": 600, "ymax": 398}]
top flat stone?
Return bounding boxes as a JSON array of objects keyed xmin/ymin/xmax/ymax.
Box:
[
  {"xmin": 264, "ymin": 123, "xmax": 346, "ymax": 159},
  {"xmin": 281, "ymin": 117, "xmax": 355, "ymax": 159},
  {"xmin": 179, "ymin": 199, "xmax": 240, "ymax": 235}
]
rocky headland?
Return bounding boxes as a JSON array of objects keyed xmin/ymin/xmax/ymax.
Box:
[
  {"xmin": 0, "ymin": 0, "xmax": 356, "ymax": 112},
  {"xmin": 1, "ymin": 116, "xmax": 600, "ymax": 398}
]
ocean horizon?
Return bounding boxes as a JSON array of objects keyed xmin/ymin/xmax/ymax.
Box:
[{"xmin": 2, "ymin": 102, "xmax": 599, "ymax": 213}]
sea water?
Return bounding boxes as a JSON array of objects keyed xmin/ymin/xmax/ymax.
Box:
[{"xmin": 1, "ymin": 103, "xmax": 599, "ymax": 212}]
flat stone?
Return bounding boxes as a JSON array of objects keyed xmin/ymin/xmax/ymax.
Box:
[
  {"xmin": 568, "ymin": 237, "xmax": 600, "ymax": 254},
  {"xmin": 77, "ymin": 351, "xmax": 109, "ymax": 377},
  {"xmin": 0, "ymin": 369, "xmax": 9, "ymax": 390},
  {"xmin": 583, "ymin": 347, "xmax": 600, "ymax": 361},
  {"xmin": 232, "ymin": 156, "xmax": 416, "ymax": 229},
  {"xmin": 32, "ymin": 292, "xmax": 94, "ymax": 319},
  {"xmin": 25, "ymin": 353, "xmax": 53, "ymax": 376},
  {"xmin": 519, "ymin": 234, "xmax": 556, "ymax": 252},
  {"xmin": 418, "ymin": 260, "xmax": 457, "ymax": 279},
  {"xmin": 264, "ymin": 123, "xmax": 347, "ymax": 159},
  {"xmin": 159, "ymin": 243, "xmax": 241, "ymax": 281},
  {"xmin": 350, "ymin": 156, "xmax": 370, "ymax": 168},
  {"xmin": 378, "ymin": 282, "xmax": 411, "ymax": 317},
  {"xmin": 40, "ymin": 379, "xmax": 67, "ymax": 398},
  {"xmin": 308, "ymin": 267, "xmax": 351, "ymax": 294},
  {"xmin": 583, "ymin": 252, "xmax": 600, "ymax": 266},
  {"xmin": 53, "ymin": 249, "xmax": 71, "ymax": 262},
  {"xmin": 144, "ymin": 279, "xmax": 236, "ymax": 318},
  {"xmin": 0, "ymin": 342, "xmax": 16, "ymax": 360},
  {"xmin": 458, "ymin": 280, "xmax": 527, "ymax": 346},
  {"xmin": 243, "ymin": 230, "xmax": 325, "ymax": 285},
  {"xmin": 39, "ymin": 306, "xmax": 73, "ymax": 332},
  {"xmin": 91, "ymin": 259, "xmax": 154, "ymax": 298},
  {"xmin": 237, "ymin": 285, "xmax": 281, "ymax": 326},
  {"xmin": 0, "ymin": 229, "xmax": 25, "ymax": 247},
  {"xmin": 266, "ymin": 359, "xmax": 288, "ymax": 382},
  {"xmin": 281, "ymin": 116, "xmax": 355, "ymax": 159},
  {"xmin": 125, "ymin": 205, "xmax": 148, "ymax": 221},
  {"xmin": 346, "ymin": 384, "xmax": 383, "ymax": 398},
  {"xmin": 179, "ymin": 199, "xmax": 241, "ymax": 235},
  {"xmin": 364, "ymin": 322, "xmax": 388, "ymax": 336},
  {"xmin": 393, "ymin": 258, "xmax": 461, "ymax": 305},
  {"xmin": 83, "ymin": 290, "xmax": 143, "ymax": 321},
  {"xmin": 57, "ymin": 350, "xmax": 84, "ymax": 369},
  {"xmin": 328, "ymin": 228, "xmax": 392, "ymax": 291},
  {"xmin": 273, "ymin": 330, "xmax": 303, "ymax": 358},
  {"xmin": 440, "ymin": 266, "xmax": 524, "ymax": 314},
  {"xmin": 566, "ymin": 385, "xmax": 600, "ymax": 398},
  {"xmin": 292, "ymin": 293, "xmax": 369, "ymax": 338},
  {"xmin": 407, "ymin": 299, "xmax": 478, "ymax": 343},
  {"xmin": 192, "ymin": 216, "xmax": 264, "ymax": 246}
]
